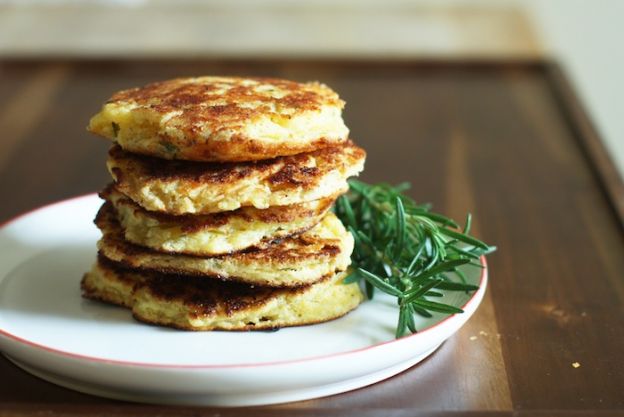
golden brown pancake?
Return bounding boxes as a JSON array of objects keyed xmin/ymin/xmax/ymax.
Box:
[
  {"xmin": 101, "ymin": 185, "xmax": 335, "ymax": 256},
  {"xmin": 95, "ymin": 202, "xmax": 354, "ymax": 288},
  {"xmin": 107, "ymin": 141, "xmax": 365, "ymax": 215},
  {"xmin": 88, "ymin": 76, "xmax": 349, "ymax": 162},
  {"xmin": 81, "ymin": 256, "xmax": 363, "ymax": 331}
]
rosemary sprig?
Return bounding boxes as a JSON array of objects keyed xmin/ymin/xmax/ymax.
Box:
[{"xmin": 335, "ymin": 180, "xmax": 496, "ymax": 338}]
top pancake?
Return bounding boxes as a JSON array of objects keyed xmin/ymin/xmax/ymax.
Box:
[{"xmin": 88, "ymin": 76, "xmax": 349, "ymax": 162}]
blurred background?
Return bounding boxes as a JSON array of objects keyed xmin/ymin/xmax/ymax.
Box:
[{"xmin": 0, "ymin": 0, "xmax": 622, "ymax": 176}]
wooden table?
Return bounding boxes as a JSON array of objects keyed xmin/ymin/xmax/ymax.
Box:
[{"xmin": 0, "ymin": 60, "xmax": 622, "ymax": 417}]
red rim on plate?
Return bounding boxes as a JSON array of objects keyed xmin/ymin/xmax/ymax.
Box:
[{"xmin": 0, "ymin": 194, "xmax": 488, "ymax": 369}]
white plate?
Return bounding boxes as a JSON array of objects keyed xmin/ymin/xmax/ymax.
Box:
[{"xmin": 0, "ymin": 195, "xmax": 487, "ymax": 407}]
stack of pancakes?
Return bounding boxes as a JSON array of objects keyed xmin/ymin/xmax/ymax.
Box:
[{"xmin": 81, "ymin": 76, "xmax": 367, "ymax": 330}]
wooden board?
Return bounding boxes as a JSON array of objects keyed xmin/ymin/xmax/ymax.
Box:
[{"xmin": 0, "ymin": 60, "xmax": 622, "ymax": 416}]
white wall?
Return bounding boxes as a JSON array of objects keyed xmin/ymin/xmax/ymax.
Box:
[{"xmin": 524, "ymin": 0, "xmax": 624, "ymax": 176}]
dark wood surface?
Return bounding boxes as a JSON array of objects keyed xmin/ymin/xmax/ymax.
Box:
[{"xmin": 0, "ymin": 60, "xmax": 622, "ymax": 417}]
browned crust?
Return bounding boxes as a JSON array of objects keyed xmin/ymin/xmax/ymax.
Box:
[
  {"xmin": 167, "ymin": 136, "xmax": 341, "ymax": 163},
  {"xmin": 89, "ymin": 76, "xmax": 347, "ymax": 162},
  {"xmin": 131, "ymin": 306, "xmax": 356, "ymax": 332},
  {"xmin": 98, "ymin": 255, "xmax": 314, "ymax": 313},
  {"xmin": 80, "ymin": 273, "xmax": 106, "ymax": 302},
  {"xmin": 138, "ymin": 272, "xmax": 319, "ymax": 316},
  {"xmin": 81, "ymin": 254, "xmax": 142, "ymax": 307},
  {"xmin": 80, "ymin": 288, "xmax": 127, "ymax": 308},
  {"xmin": 107, "ymin": 140, "xmax": 365, "ymax": 215},
  {"xmin": 80, "ymin": 274, "xmax": 129, "ymax": 308},
  {"xmin": 100, "ymin": 183, "xmax": 336, "ymax": 233},
  {"xmin": 94, "ymin": 203, "xmax": 345, "ymax": 287},
  {"xmin": 96, "ymin": 202, "xmax": 341, "ymax": 262},
  {"xmin": 108, "ymin": 140, "xmax": 364, "ymax": 186},
  {"xmin": 85, "ymin": 257, "xmax": 351, "ymax": 331},
  {"xmin": 108, "ymin": 77, "xmax": 341, "ymax": 110}
]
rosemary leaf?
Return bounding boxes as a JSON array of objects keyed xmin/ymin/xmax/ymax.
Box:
[
  {"xmin": 412, "ymin": 299, "xmax": 464, "ymax": 314},
  {"xmin": 358, "ymin": 268, "xmax": 403, "ymax": 297},
  {"xmin": 402, "ymin": 279, "xmax": 443, "ymax": 305},
  {"xmin": 335, "ymin": 180, "xmax": 496, "ymax": 338}
]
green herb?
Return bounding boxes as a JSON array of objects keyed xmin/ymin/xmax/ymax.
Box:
[
  {"xmin": 335, "ymin": 180, "xmax": 496, "ymax": 338},
  {"xmin": 160, "ymin": 141, "xmax": 179, "ymax": 155},
  {"xmin": 111, "ymin": 122, "xmax": 120, "ymax": 138}
]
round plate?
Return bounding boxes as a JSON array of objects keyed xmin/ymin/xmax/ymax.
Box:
[{"xmin": 0, "ymin": 195, "xmax": 487, "ymax": 406}]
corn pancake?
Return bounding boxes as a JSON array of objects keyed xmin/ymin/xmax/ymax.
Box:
[
  {"xmin": 95, "ymin": 202, "xmax": 353, "ymax": 288},
  {"xmin": 81, "ymin": 256, "xmax": 363, "ymax": 331},
  {"xmin": 101, "ymin": 185, "xmax": 335, "ymax": 256},
  {"xmin": 80, "ymin": 255, "xmax": 144, "ymax": 308},
  {"xmin": 107, "ymin": 141, "xmax": 365, "ymax": 215},
  {"xmin": 88, "ymin": 76, "xmax": 349, "ymax": 162}
]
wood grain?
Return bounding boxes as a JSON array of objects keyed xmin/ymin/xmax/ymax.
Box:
[
  {"xmin": 0, "ymin": 60, "xmax": 622, "ymax": 416},
  {"xmin": 0, "ymin": 64, "xmax": 68, "ymax": 169},
  {"xmin": 546, "ymin": 63, "xmax": 624, "ymax": 228},
  {"xmin": 445, "ymin": 129, "xmax": 512, "ymax": 411}
]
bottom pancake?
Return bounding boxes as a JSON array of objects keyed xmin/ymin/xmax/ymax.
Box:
[{"xmin": 81, "ymin": 256, "xmax": 363, "ymax": 331}]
